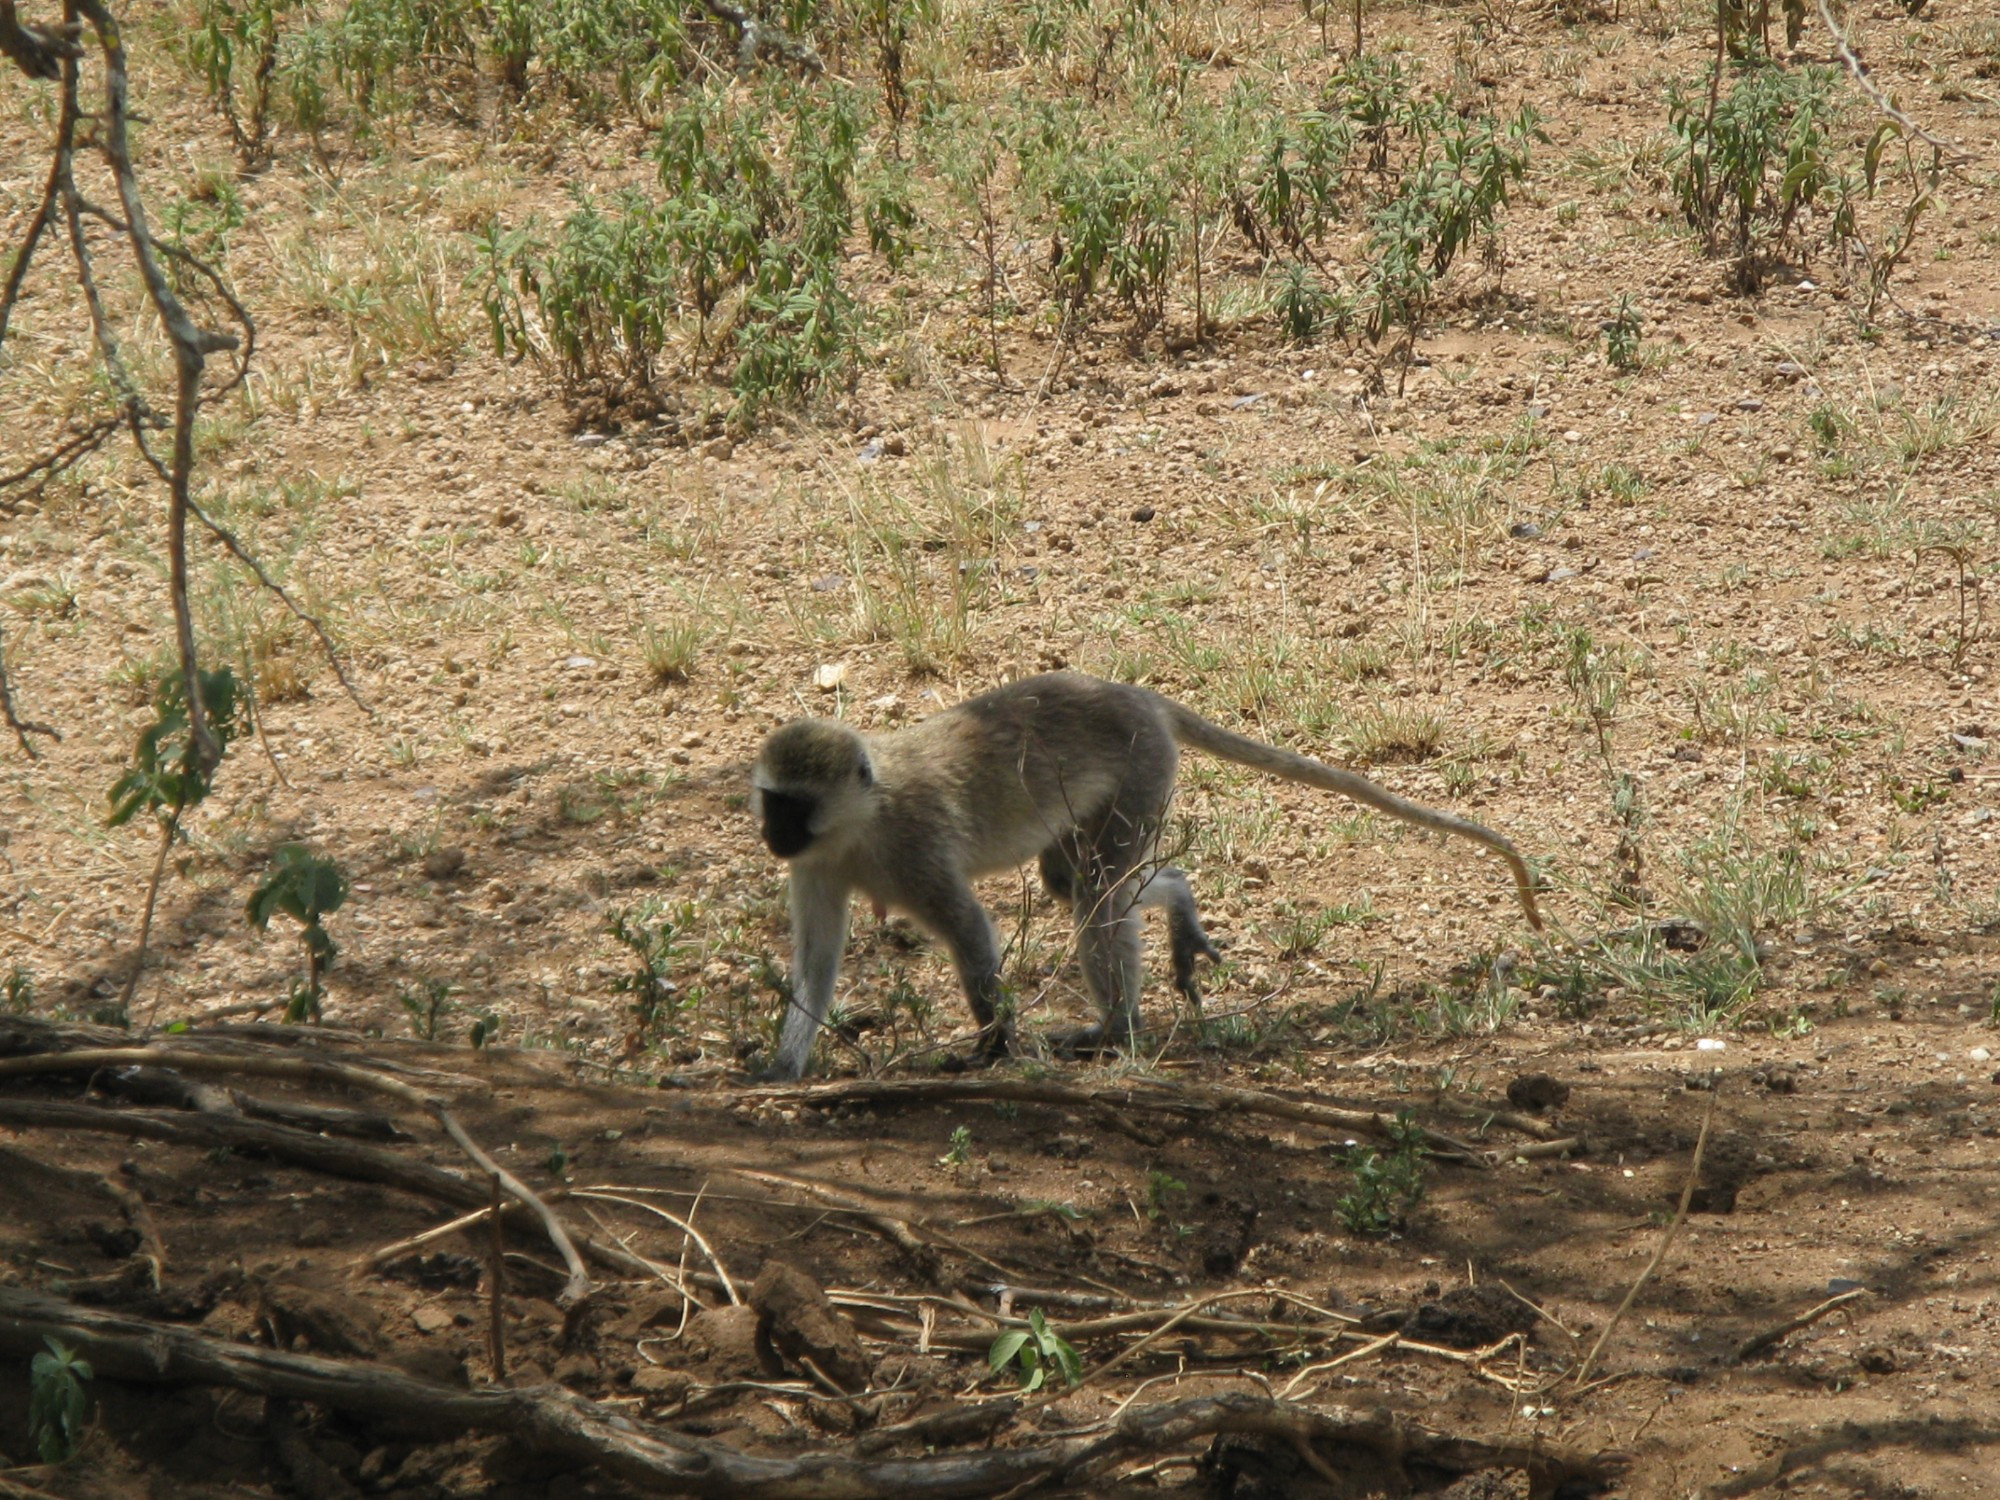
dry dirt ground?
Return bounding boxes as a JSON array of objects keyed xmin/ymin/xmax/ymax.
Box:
[{"xmin": 4, "ymin": 0, "xmax": 2000, "ymax": 1495}]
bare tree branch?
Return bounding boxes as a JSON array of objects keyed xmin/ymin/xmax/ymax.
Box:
[
  {"xmin": 1816, "ymin": 0, "xmax": 1975, "ymax": 167},
  {"xmin": 0, "ymin": 0, "xmax": 78, "ymax": 80},
  {"xmin": 0, "ymin": 620, "xmax": 61, "ymax": 757}
]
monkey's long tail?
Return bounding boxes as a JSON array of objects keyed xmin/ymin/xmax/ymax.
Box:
[{"xmin": 1161, "ymin": 701, "xmax": 1543, "ymax": 930}]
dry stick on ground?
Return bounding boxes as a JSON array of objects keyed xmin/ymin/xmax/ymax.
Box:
[
  {"xmin": 744, "ymin": 1074, "xmax": 1576, "ymax": 1164},
  {"xmin": 0, "ymin": 1286, "xmax": 1625, "ymax": 1499},
  {"xmin": 1572, "ymin": 1083, "xmax": 1720, "ymax": 1389},
  {"xmin": 1730, "ymin": 1287, "xmax": 1869, "ymax": 1366},
  {"xmin": 0, "ymin": 1093, "xmax": 669, "ymax": 1296},
  {"xmin": 487, "ymin": 1173, "xmax": 507, "ymax": 1381},
  {"xmin": 568, "ymin": 1189, "xmax": 742, "ymax": 1305},
  {"xmin": 0, "ymin": 1046, "xmax": 593, "ymax": 1313}
]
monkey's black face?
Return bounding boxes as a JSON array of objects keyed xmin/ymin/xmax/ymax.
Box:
[{"xmin": 760, "ymin": 790, "xmax": 819, "ymax": 859}]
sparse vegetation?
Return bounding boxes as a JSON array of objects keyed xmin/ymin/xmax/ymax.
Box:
[
  {"xmin": 987, "ymin": 1308, "xmax": 1082, "ymax": 1394},
  {"xmin": 28, "ymin": 1337, "xmax": 93, "ymax": 1465},
  {"xmin": 4, "ymin": 1, "xmax": 1999, "ymax": 1486},
  {"xmin": 246, "ymin": 843, "xmax": 349, "ymax": 1023},
  {"xmin": 1335, "ymin": 1111, "xmax": 1428, "ymax": 1235}
]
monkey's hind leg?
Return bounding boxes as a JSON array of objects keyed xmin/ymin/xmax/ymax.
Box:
[
  {"xmin": 1040, "ymin": 821, "xmax": 1153, "ymax": 1058},
  {"xmin": 1141, "ymin": 868, "xmax": 1224, "ymax": 1007},
  {"xmin": 1041, "ymin": 848, "xmax": 1220, "ymax": 1010}
]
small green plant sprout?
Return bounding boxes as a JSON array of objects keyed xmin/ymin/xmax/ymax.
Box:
[
  {"xmin": 106, "ymin": 667, "xmax": 242, "ymax": 1023},
  {"xmin": 2, "ymin": 966, "xmax": 33, "ymax": 1014},
  {"xmin": 988, "ymin": 1308, "xmax": 1082, "ymax": 1394},
  {"xmin": 246, "ymin": 844, "xmax": 348, "ymax": 1024},
  {"xmin": 1335, "ymin": 1111, "xmax": 1429, "ymax": 1235},
  {"xmin": 939, "ymin": 1123, "xmax": 974, "ymax": 1170},
  {"xmin": 1601, "ymin": 294, "xmax": 1643, "ymax": 371},
  {"xmin": 469, "ymin": 1013, "xmax": 501, "ymax": 1048},
  {"xmin": 606, "ymin": 900, "xmax": 685, "ymax": 1046},
  {"xmin": 29, "ymin": 1336, "xmax": 93, "ymax": 1464},
  {"xmin": 642, "ymin": 618, "xmax": 709, "ymax": 685},
  {"xmin": 1143, "ymin": 1169, "xmax": 1188, "ymax": 1221},
  {"xmin": 398, "ymin": 977, "xmax": 459, "ymax": 1040}
]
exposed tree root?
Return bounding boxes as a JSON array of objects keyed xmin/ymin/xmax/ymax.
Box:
[
  {"xmin": 0, "ymin": 1287, "xmax": 1625, "ymax": 1499},
  {"xmin": 744, "ymin": 1073, "xmax": 1584, "ymax": 1164}
]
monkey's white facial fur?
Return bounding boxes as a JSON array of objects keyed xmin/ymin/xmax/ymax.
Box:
[{"xmin": 751, "ymin": 720, "xmax": 876, "ymax": 861}]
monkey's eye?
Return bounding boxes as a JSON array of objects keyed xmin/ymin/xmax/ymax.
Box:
[{"xmin": 856, "ymin": 760, "xmax": 873, "ymax": 786}]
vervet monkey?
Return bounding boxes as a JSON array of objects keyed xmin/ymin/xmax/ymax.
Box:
[{"xmin": 750, "ymin": 672, "xmax": 1541, "ymax": 1079}]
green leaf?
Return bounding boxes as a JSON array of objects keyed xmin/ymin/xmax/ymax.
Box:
[{"xmin": 988, "ymin": 1330, "xmax": 1030, "ymax": 1372}]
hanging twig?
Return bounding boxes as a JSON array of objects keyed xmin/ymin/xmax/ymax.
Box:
[
  {"xmin": 0, "ymin": 621, "xmax": 61, "ymax": 757},
  {"xmin": 1816, "ymin": 0, "xmax": 1974, "ymax": 168},
  {"xmin": 0, "ymin": 0, "xmax": 80, "ymax": 78}
]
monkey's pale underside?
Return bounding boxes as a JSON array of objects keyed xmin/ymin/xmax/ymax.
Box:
[{"xmin": 750, "ymin": 672, "xmax": 1542, "ymax": 1079}]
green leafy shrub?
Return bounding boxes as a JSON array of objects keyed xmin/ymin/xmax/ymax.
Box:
[
  {"xmin": 1335, "ymin": 1112, "xmax": 1428, "ymax": 1235},
  {"xmin": 988, "ymin": 1308, "xmax": 1082, "ymax": 1393},
  {"xmin": 1667, "ymin": 64, "xmax": 1840, "ymax": 291},
  {"xmin": 29, "ymin": 1338, "xmax": 93, "ymax": 1465},
  {"xmin": 247, "ymin": 844, "xmax": 349, "ymax": 1023}
]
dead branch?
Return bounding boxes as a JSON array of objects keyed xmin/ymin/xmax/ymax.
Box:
[
  {"xmin": 727, "ymin": 1169, "xmax": 948, "ymax": 1278},
  {"xmin": 1730, "ymin": 1287, "xmax": 1868, "ymax": 1365},
  {"xmin": 0, "ymin": 1285, "xmax": 1624, "ymax": 1498},
  {"xmin": 0, "ymin": 1042, "xmax": 592, "ymax": 1312},
  {"xmin": 0, "ymin": 1096, "xmax": 609, "ymax": 1312},
  {"xmin": 743, "ymin": 1073, "xmax": 1571, "ymax": 1164},
  {"xmin": 1432, "ymin": 1097, "xmax": 1569, "ymax": 1143},
  {"xmin": 1573, "ymin": 1083, "xmax": 1718, "ymax": 1387},
  {"xmin": 1816, "ymin": 0, "xmax": 1973, "ymax": 167},
  {"xmin": 0, "ymin": 1096, "xmax": 492, "ymax": 1206},
  {"xmin": 98, "ymin": 1060, "xmax": 411, "ymax": 1139},
  {"xmin": 0, "ymin": 0, "xmax": 79, "ymax": 78},
  {"xmin": 569, "ymin": 1188, "xmax": 742, "ymax": 1304}
]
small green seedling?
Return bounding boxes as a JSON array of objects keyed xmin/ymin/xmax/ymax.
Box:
[
  {"xmin": 398, "ymin": 977, "xmax": 458, "ymax": 1040},
  {"xmin": 29, "ymin": 1336, "xmax": 93, "ymax": 1464},
  {"xmin": 1335, "ymin": 1112, "xmax": 1430, "ymax": 1235},
  {"xmin": 1143, "ymin": 1169, "xmax": 1188, "ymax": 1221},
  {"xmin": 246, "ymin": 844, "xmax": 348, "ymax": 1023},
  {"xmin": 939, "ymin": 1124, "xmax": 973, "ymax": 1169},
  {"xmin": 606, "ymin": 900, "xmax": 685, "ymax": 1043},
  {"xmin": 1601, "ymin": 293, "xmax": 1643, "ymax": 371},
  {"xmin": 988, "ymin": 1308, "xmax": 1082, "ymax": 1393},
  {"xmin": 105, "ymin": 667, "xmax": 241, "ymax": 1024}
]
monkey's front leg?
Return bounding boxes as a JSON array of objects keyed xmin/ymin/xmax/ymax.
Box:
[
  {"xmin": 930, "ymin": 886, "xmax": 1013, "ymax": 1068},
  {"xmin": 768, "ymin": 874, "xmax": 852, "ymax": 1080}
]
